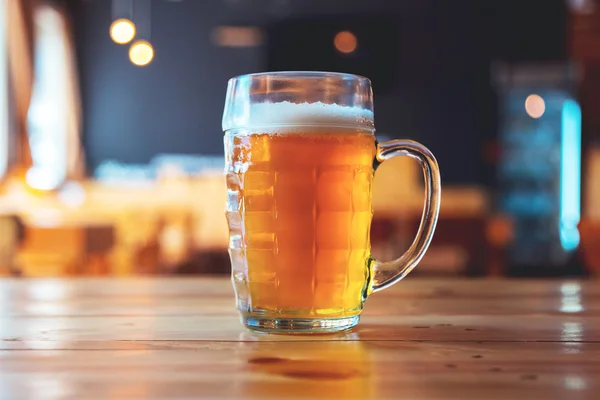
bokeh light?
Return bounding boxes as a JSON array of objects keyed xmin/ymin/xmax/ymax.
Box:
[
  {"xmin": 129, "ymin": 40, "xmax": 154, "ymax": 66},
  {"xmin": 525, "ymin": 94, "xmax": 545, "ymax": 118},
  {"xmin": 334, "ymin": 31, "xmax": 357, "ymax": 54},
  {"xmin": 110, "ymin": 18, "xmax": 136, "ymax": 45}
]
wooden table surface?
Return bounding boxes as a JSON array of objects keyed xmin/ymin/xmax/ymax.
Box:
[{"xmin": 0, "ymin": 277, "xmax": 598, "ymax": 399}]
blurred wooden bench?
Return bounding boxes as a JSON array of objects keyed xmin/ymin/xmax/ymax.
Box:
[{"xmin": 17, "ymin": 222, "xmax": 115, "ymax": 276}]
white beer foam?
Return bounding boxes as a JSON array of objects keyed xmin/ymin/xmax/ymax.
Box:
[{"xmin": 244, "ymin": 101, "xmax": 374, "ymax": 130}]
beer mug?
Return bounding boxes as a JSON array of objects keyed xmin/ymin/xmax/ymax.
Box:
[{"xmin": 223, "ymin": 72, "xmax": 441, "ymax": 333}]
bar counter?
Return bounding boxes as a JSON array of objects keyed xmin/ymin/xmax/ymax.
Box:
[{"xmin": 1, "ymin": 278, "xmax": 598, "ymax": 399}]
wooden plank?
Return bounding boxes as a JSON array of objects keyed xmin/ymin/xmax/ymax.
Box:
[
  {"xmin": 0, "ymin": 342, "xmax": 598, "ymax": 399},
  {"xmin": 1, "ymin": 278, "xmax": 600, "ymax": 398},
  {"xmin": 2, "ymin": 277, "xmax": 599, "ymax": 299},
  {"xmin": 0, "ymin": 278, "xmax": 598, "ymax": 343},
  {"xmin": 1, "ymin": 314, "xmax": 597, "ymax": 343},
  {"xmin": 3, "ymin": 295, "xmax": 599, "ymax": 318}
]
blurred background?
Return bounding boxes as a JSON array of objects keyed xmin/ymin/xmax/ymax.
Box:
[{"xmin": 1, "ymin": 0, "xmax": 600, "ymax": 278}]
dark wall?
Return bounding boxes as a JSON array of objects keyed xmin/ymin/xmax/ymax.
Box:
[
  {"xmin": 71, "ymin": 0, "xmax": 566, "ymax": 185},
  {"xmin": 72, "ymin": 0, "xmax": 263, "ymax": 171}
]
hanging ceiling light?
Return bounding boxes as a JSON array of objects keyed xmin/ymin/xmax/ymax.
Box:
[
  {"xmin": 110, "ymin": 0, "xmax": 136, "ymax": 45},
  {"xmin": 129, "ymin": 39, "xmax": 154, "ymax": 66},
  {"xmin": 110, "ymin": 18, "xmax": 136, "ymax": 44},
  {"xmin": 129, "ymin": 0, "xmax": 153, "ymax": 66}
]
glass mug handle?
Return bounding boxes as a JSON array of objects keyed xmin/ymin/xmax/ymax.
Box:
[{"xmin": 370, "ymin": 139, "xmax": 441, "ymax": 292}]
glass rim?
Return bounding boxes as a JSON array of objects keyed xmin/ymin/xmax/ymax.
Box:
[
  {"xmin": 228, "ymin": 70, "xmax": 371, "ymax": 84},
  {"xmin": 223, "ymin": 70, "xmax": 375, "ymax": 132}
]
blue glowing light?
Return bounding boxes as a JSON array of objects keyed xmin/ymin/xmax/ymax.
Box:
[{"xmin": 559, "ymin": 99, "xmax": 581, "ymax": 251}]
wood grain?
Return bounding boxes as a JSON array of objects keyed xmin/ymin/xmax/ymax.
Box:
[{"xmin": 1, "ymin": 277, "xmax": 599, "ymax": 399}]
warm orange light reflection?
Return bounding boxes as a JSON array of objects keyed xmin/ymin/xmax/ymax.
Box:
[
  {"xmin": 525, "ymin": 94, "xmax": 545, "ymax": 118},
  {"xmin": 129, "ymin": 40, "xmax": 154, "ymax": 66},
  {"xmin": 110, "ymin": 18, "xmax": 136, "ymax": 45},
  {"xmin": 242, "ymin": 341, "xmax": 371, "ymax": 398},
  {"xmin": 334, "ymin": 31, "xmax": 357, "ymax": 54}
]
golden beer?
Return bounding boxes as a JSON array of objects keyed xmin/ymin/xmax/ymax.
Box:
[
  {"xmin": 225, "ymin": 129, "xmax": 376, "ymax": 319},
  {"xmin": 223, "ymin": 72, "xmax": 440, "ymax": 333}
]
